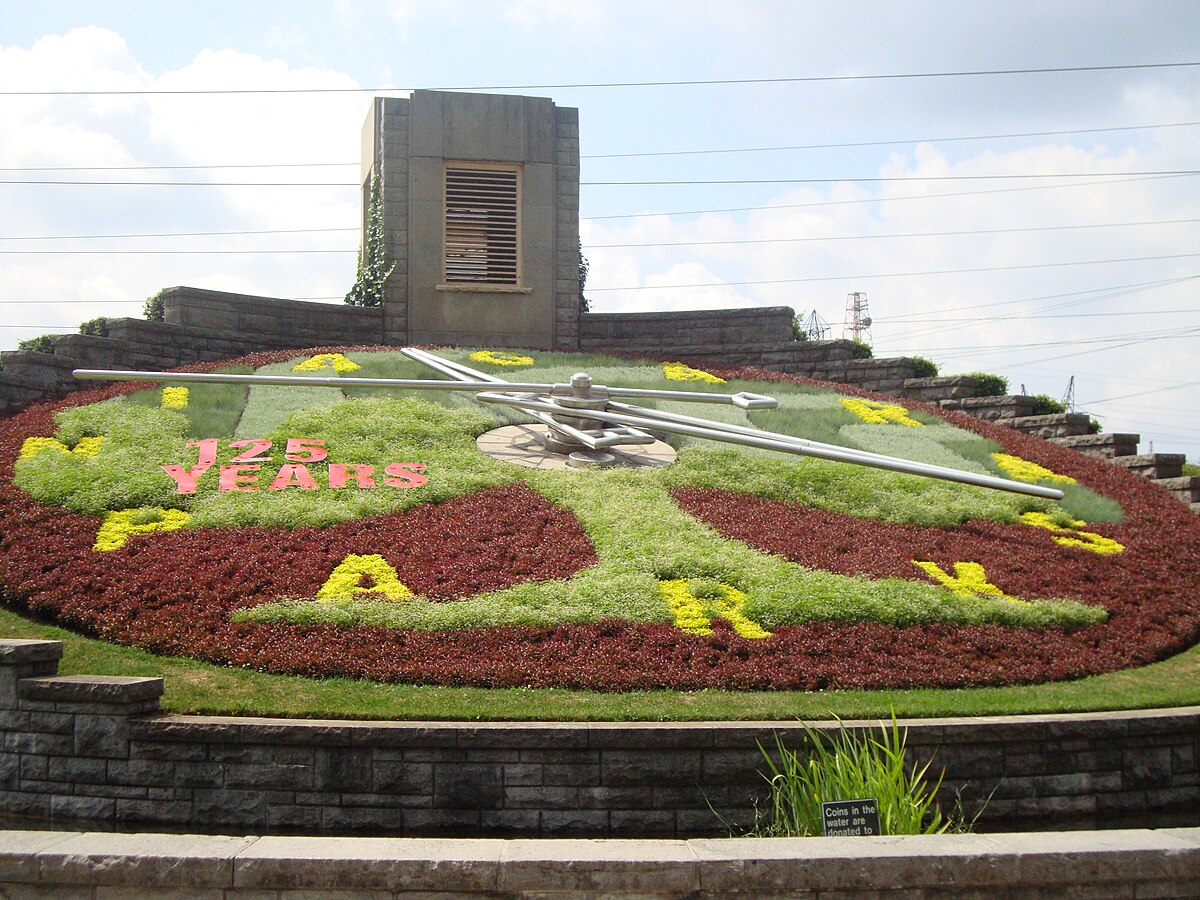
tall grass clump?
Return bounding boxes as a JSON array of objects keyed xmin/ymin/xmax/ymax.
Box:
[{"xmin": 744, "ymin": 716, "xmax": 974, "ymax": 836}]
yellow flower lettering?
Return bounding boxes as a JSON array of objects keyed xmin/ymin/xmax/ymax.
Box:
[
  {"xmin": 911, "ymin": 560, "xmax": 1025, "ymax": 603},
  {"xmin": 317, "ymin": 553, "xmax": 411, "ymax": 602},
  {"xmin": 659, "ymin": 578, "xmax": 771, "ymax": 639},
  {"xmin": 94, "ymin": 508, "xmax": 190, "ymax": 552},
  {"xmin": 292, "ymin": 353, "xmax": 361, "ymax": 373},
  {"xmin": 992, "ymin": 453, "xmax": 1076, "ymax": 486},
  {"xmin": 160, "ymin": 387, "xmax": 189, "ymax": 409},
  {"xmin": 19, "ymin": 435, "xmax": 104, "ymax": 461},
  {"xmin": 468, "ymin": 350, "xmax": 535, "ymax": 367},
  {"xmin": 662, "ymin": 362, "xmax": 725, "ymax": 384},
  {"xmin": 840, "ymin": 398, "xmax": 922, "ymax": 427},
  {"xmin": 1020, "ymin": 511, "xmax": 1124, "ymax": 555}
]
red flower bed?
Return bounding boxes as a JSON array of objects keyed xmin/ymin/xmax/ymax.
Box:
[{"xmin": 2, "ymin": 348, "xmax": 1199, "ymax": 691}]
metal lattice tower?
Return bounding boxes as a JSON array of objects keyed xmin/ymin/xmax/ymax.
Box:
[
  {"xmin": 800, "ymin": 309, "xmax": 831, "ymax": 341},
  {"xmin": 842, "ymin": 292, "xmax": 873, "ymax": 344}
]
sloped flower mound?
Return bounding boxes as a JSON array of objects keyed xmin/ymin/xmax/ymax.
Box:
[{"xmin": 1, "ymin": 345, "xmax": 1198, "ymax": 691}]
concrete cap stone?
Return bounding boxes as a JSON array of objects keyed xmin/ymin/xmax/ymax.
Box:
[
  {"xmin": 33, "ymin": 832, "xmax": 258, "ymax": 887},
  {"xmin": 234, "ymin": 836, "xmax": 506, "ymax": 892},
  {"xmin": 0, "ymin": 831, "xmax": 79, "ymax": 882},
  {"xmin": 0, "ymin": 639, "xmax": 64, "ymax": 665},
  {"xmin": 499, "ymin": 838, "xmax": 698, "ymax": 894},
  {"xmin": 19, "ymin": 674, "xmax": 164, "ymax": 704}
]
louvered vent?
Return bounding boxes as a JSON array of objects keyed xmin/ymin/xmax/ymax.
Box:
[{"xmin": 445, "ymin": 166, "xmax": 519, "ymax": 285}]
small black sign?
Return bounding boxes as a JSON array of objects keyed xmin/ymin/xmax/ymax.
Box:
[{"xmin": 820, "ymin": 798, "xmax": 881, "ymax": 836}]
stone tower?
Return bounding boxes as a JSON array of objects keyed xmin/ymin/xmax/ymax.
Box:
[{"xmin": 360, "ymin": 90, "xmax": 581, "ymax": 351}]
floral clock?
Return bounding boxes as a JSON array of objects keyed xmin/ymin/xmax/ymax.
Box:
[{"xmin": 2, "ymin": 346, "xmax": 1198, "ymax": 690}]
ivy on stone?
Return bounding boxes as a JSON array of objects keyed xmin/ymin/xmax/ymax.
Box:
[{"xmin": 345, "ymin": 174, "xmax": 395, "ymax": 308}]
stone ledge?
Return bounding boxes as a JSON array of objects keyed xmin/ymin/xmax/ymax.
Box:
[
  {"xmin": 0, "ymin": 640, "xmax": 64, "ymax": 666},
  {"xmin": 18, "ymin": 675, "xmax": 164, "ymax": 705},
  {"xmin": 1052, "ymin": 432, "xmax": 1142, "ymax": 458},
  {"xmin": 128, "ymin": 707, "xmax": 1200, "ymax": 749},
  {"xmin": 1, "ymin": 829, "xmax": 1198, "ymax": 895}
]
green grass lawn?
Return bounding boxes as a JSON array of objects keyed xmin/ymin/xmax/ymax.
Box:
[{"xmin": 4, "ymin": 604, "xmax": 1197, "ymax": 721}]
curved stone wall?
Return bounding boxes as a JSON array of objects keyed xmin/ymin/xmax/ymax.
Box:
[{"xmin": 2, "ymin": 640, "xmax": 1197, "ymax": 837}]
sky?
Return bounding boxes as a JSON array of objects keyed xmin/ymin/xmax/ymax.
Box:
[{"xmin": 2, "ymin": 0, "xmax": 1199, "ymax": 461}]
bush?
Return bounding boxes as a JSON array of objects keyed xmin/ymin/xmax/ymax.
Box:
[
  {"xmin": 738, "ymin": 717, "xmax": 976, "ymax": 836},
  {"xmin": 78, "ymin": 317, "xmax": 108, "ymax": 337},
  {"xmin": 16, "ymin": 334, "xmax": 55, "ymax": 353},
  {"xmin": 143, "ymin": 290, "xmax": 166, "ymax": 321},
  {"xmin": 849, "ymin": 339, "xmax": 873, "ymax": 359},
  {"xmin": 910, "ymin": 356, "xmax": 939, "ymax": 378},
  {"xmin": 1088, "ymin": 418, "xmax": 1102, "ymax": 434},
  {"xmin": 959, "ymin": 372, "xmax": 1008, "ymax": 397},
  {"xmin": 1030, "ymin": 394, "xmax": 1066, "ymax": 416}
]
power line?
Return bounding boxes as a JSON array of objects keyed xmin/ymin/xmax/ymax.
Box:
[
  {"xmin": 1081, "ymin": 380, "xmax": 1200, "ymax": 405},
  {"xmin": 582, "ymin": 217, "xmax": 1200, "ymax": 249},
  {"xmin": 2, "ymin": 120, "xmax": 1193, "ymax": 171},
  {"xmin": 883, "ymin": 308, "xmax": 1200, "ymax": 324},
  {"xmin": 0, "ymin": 163, "xmax": 355, "ymax": 173},
  {"xmin": 4, "ymin": 217, "xmax": 1192, "ymax": 250},
  {"xmin": 581, "ymin": 121, "xmax": 1200, "ymax": 159},
  {"xmin": 874, "ymin": 275, "xmax": 1199, "ymax": 321},
  {"xmin": 3, "ymin": 61, "xmax": 1197, "ymax": 95},
  {"xmin": 586, "ymin": 252, "xmax": 1200, "ymax": 291},
  {"xmin": 0, "ymin": 228, "xmax": 357, "ymax": 242},
  {"xmin": 0, "ymin": 249, "xmax": 355, "ymax": 255},
  {"xmin": 879, "ymin": 278, "xmax": 1198, "ymax": 342},
  {"xmin": 0, "ymin": 179, "xmax": 355, "ymax": 187},
  {"xmin": 584, "ymin": 173, "xmax": 1194, "ymax": 219},
  {"xmin": 6, "ymin": 171, "xmax": 1198, "ymax": 188},
  {"xmin": 0, "ymin": 296, "xmax": 342, "ymax": 305},
  {"xmin": 906, "ymin": 326, "xmax": 1200, "ymax": 366},
  {"xmin": 581, "ymin": 171, "xmax": 1200, "ymax": 186}
]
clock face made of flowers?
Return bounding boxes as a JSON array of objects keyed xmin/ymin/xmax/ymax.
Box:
[{"xmin": 3, "ymin": 345, "xmax": 1199, "ymax": 691}]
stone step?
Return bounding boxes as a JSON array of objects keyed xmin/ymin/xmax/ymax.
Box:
[
  {"xmin": 1051, "ymin": 433, "xmax": 1141, "ymax": 459},
  {"xmin": 1109, "ymin": 453, "xmax": 1186, "ymax": 480},
  {"xmin": 1001, "ymin": 413, "xmax": 1093, "ymax": 439},
  {"xmin": 1152, "ymin": 476, "xmax": 1200, "ymax": 504},
  {"xmin": 902, "ymin": 376, "xmax": 980, "ymax": 403},
  {"xmin": 0, "ymin": 350, "xmax": 82, "ymax": 393},
  {"xmin": 940, "ymin": 395, "xmax": 1037, "ymax": 420},
  {"xmin": 1191, "ymin": 502, "xmax": 1200, "ymax": 515}
]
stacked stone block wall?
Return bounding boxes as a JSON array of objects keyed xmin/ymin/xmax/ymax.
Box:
[
  {"xmin": 162, "ymin": 286, "xmax": 385, "ymax": 350},
  {"xmin": 2, "ymin": 641, "xmax": 1197, "ymax": 838},
  {"xmin": 579, "ymin": 307, "xmax": 796, "ymax": 359},
  {"xmin": 1, "ymin": 293, "xmax": 952, "ymax": 417}
]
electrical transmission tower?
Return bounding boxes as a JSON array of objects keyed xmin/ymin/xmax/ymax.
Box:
[
  {"xmin": 1062, "ymin": 376, "xmax": 1076, "ymax": 413},
  {"xmin": 799, "ymin": 309, "xmax": 831, "ymax": 341},
  {"xmin": 842, "ymin": 292, "xmax": 873, "ymax": 344}
]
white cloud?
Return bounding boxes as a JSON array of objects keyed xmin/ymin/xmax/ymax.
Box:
[
  {"xmin": 0, "ymin": 28, "xmax": 362, "ymax": 348},
  {"xmin": 502, "ymin": 0, "xmax": 611, "ymax": 35}
]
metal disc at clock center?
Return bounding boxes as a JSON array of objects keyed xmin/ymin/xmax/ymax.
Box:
[{"xmin": 475, "ymin": 424, "xmax": 677, "ymax": 471}]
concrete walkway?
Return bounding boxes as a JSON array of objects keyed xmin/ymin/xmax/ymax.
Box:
[{"xmin": 2, "ymin": 827, "xmax": 1198, "ymax": 896}]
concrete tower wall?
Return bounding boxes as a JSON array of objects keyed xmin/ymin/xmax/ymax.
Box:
[{"xmin": 362, "ymin": 91, "xmax": 580, "ymax": 350}]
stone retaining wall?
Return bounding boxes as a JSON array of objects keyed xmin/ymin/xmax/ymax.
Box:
[
  {"xmin": 2, "ymin": 640, "xmax": 1197, "ymax": 839},
  {"xmin": 579, "ymin": 307, "xmax": 797, "ymax": 357},
  {"xmin": 3, "ymin": 828, "xmax": 1199, "ymax": 897},
  {"xmin": 0, "ymin": 290, "xmax": 957, "ymax": 415}
]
